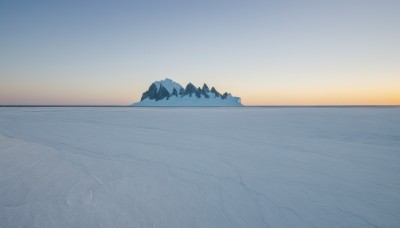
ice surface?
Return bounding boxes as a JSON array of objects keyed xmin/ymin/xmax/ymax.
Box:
[
  {"xmin": 0, "ymin": 107, "xmax": 399, "ymax": 227},
  {"xmin": 135, "ymin": 95, "xmax": 242, "ymax": 106}
]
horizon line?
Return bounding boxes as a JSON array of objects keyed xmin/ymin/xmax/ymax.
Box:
[{"xmin": 1, "ymin": 105, "xmax": 399, "ymax": 108}]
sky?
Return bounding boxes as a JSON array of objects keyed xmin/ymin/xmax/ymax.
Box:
[{"xmin": 0, "ymin": 0, "xmax": 399, "ymax": 105}]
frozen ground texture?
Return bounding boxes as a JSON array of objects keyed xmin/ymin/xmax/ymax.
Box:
[
  {"xmin": 135, "ymin": 95, "xmax": 242, "ymax": 106},
  {"xmin": 0, "ymin": 107, "xmax": 399, "ymax": 227}
]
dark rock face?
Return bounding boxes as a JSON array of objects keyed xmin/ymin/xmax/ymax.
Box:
[
  {"xmin": 156, "ymin": 84, "xmax": 170, "ymax": 101},
  {"xmin": 179, "ymin": 88, "xmax": 185, "ymax": 96},
  {"xmin": 202, "ymin": 84, "xmax": 210, "ymax": 93},
  {"xmin": 140, "ymin": 83, "xmax": 158, "ymax": 101},
  {"xmin": 172, "ymin": 88, "xmax": 178, "ymax": 97},
  {"xmin": 139, "ymin": 80, "xmax": 239, "ymax": 103},
  {"xmin": 211, "ymin": 87, "xmax": 221, "ymax": 98},
  {"xmin": 196, "ymin": 88, "xmax": 202, "ymax": 98},
  {"xmin": 140, "ymin": 83, "xmax": 173, "ymax": 101},
  {"xmin": 201, "ymin": 84, "xmax": 210, "ymax": 98},
  {"xmin": 184, "ymin": 83, "xmax": 197, "ymax": 97}
]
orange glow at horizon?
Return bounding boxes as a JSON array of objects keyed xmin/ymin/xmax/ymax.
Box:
[
  {"xmin": 1, "ymin": 67, "xmax": 400, "ymax": 106},
  {"xmin": 1, "ymin": 81, "xmax": 399, "ymax": 106},
  {"xmin": 239, "ymin": 84, "xmax": 400, "ymax": 106}
]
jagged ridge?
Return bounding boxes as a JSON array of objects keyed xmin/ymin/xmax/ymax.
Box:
[{"xmin": 134, "ymin": 78, "xmax": 242, "ymax": 106}]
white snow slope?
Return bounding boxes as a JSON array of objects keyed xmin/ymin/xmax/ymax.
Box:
[
  {"xmin": 153, "ymin": 78, "xmax": 183, "ymax": 94},
  {"xmin": 0, "ymin": 107, "xmax": 399, "ymax": 227}
]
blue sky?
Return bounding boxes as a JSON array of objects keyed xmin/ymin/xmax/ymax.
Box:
[{"xmin": 1, "ymin": 0, "xmax": 399, "ymax": 105}]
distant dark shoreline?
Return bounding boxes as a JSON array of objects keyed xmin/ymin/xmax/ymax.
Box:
[{"xmin": 0, "ymin": 105, "xmax": 398, "ymax": 108}]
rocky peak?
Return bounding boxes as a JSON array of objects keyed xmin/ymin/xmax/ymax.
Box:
[
  {"xmin": 210, "ymin": 87, "xmax": 221, "ymax": 97},
  {"xmin": 184, "ymin": 83, "xmax": 197, "ymax": 97},
  {"xmin": 202, "ymin": 84, "xmax": 210, "ymax": 93},
  {"xmin": 140, "ymin": 83, "xmax": 158, "ymax": 101},
  {"xmin": 135, "ymin": 78, "xmax": 242, "ymax": 106}
]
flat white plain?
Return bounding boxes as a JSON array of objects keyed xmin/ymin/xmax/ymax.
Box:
[{"xmin": 0, "ymin": 107, "xmax": 399, "ymax": 227}]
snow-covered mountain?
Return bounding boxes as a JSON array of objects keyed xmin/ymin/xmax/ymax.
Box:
[{"xmin": 133, "ymin": 78, "xmax": 242, "ymax": 106}]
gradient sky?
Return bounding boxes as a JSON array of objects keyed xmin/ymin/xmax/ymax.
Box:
[{"xmin": 1, "ymin": 0, "xmax": 399, "ymax": 105}]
